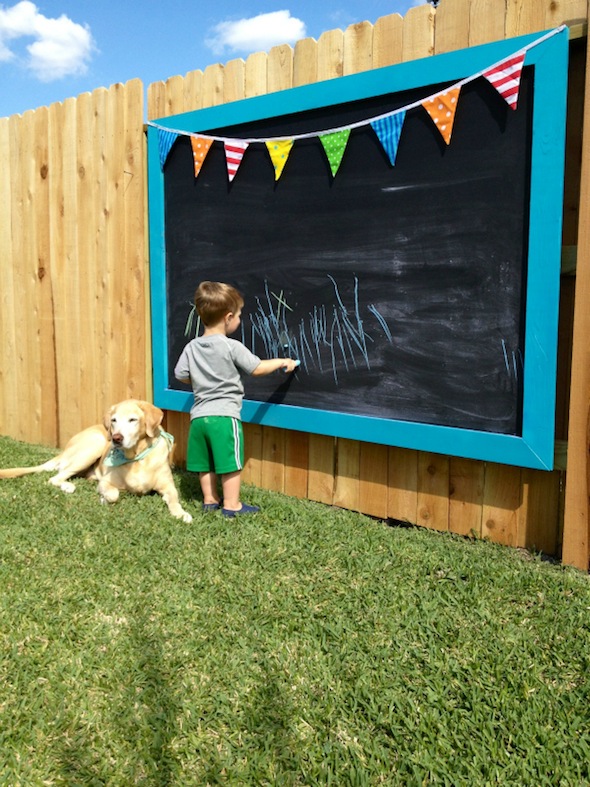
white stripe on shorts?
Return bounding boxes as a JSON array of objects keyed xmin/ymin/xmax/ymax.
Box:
[{"xmin": 231, "ymin": 418, "xmax": 243, "ymax": 470}]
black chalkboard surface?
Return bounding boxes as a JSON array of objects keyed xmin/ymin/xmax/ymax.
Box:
[{"xmin": 164, "ymin": 75, "xmax": 531, "ymax": 436}]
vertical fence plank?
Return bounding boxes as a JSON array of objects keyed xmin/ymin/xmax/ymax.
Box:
[
  {"xmin": 449, "ymin": 458, "xmax": 484, "ymax": 537},
  {"xmin": 162, "ymin": 74, "xmax": 185, "ymax": 117},
  {"xmin": 243, "ymin": 422, "xmax": 263, "ymax": 487},
  {"xmin": 359, "ymin": 443, "xmax": 389, "ymax": 519},
  {"xmin": 23, "ymin": 110, "xmax": 45, "ymax": 443},
  {"xmin": 482, "ymin": 464, "xmax": 521, "ymax": 546},
  {"xmin": 29, "ymin": 107, "xmax": 55, "ymax": 444},
  {"xmin": 402, "ymin": 5, "xmax": 435, "ymax": 61},
  {"xmin": 434, "ymin": 0, "xmax": 471, "ymax": 54},
  {"xmin": 545, "ymin": 0, "xmax": 587, "ymax": 25},
  {"xmin": 334, "ymin": 438, "xmax": 361, "ymax": 511},
  {"xmin": 92, "ymin": 88, "xmax": 110, "ymax": 411},
  {"xmin": 308, "ymin": 434, "xmax": 335, "ymax": 504},
  {"xmin": 268, "ymin": 44, "xmax": 293, "ymax": 92},
  {"xmin": 48, "ymin": 99, "xmax": 83, "ymax": 442},
  {"xmin": 562, "ymin": 0, "xmax": 590, "ymax": 570},
  {"xmin": 146, "ymin": 81, "xmax": 167, "ymax": 121},
  {"xmin": 105, "ymin": 85, "xmax": 128, "ymax": 405},
  {"xmin": 183, "ymin": 69, "xmax": 204, "ymax": 113},
  {"xmin": 202, "ymin": 63, "xmax": 225, "ymax": 107},
  {"xmin": 388, "ymin": 447, "xmax": 418, "ymax": 523},
  {"xmin": 261, "ymin": 426, "xmax": 286, "ymax": 492},
  {"xmin": 343, "ymin": 21, "xmax": 374, "ymax": 75},
  {"xmin": 505, "ymin": 0, "xmax": 547, "ymax": 36},
  {"xmin": 417, "ymin": 453, "xmax": 450, "ymax": 531},
  {"xmin": 284, "ymin": 430, "xmax": 309, "ymax": 499},
  {"xmin": 0, "ymin": 117, "xmax": 17, "ymax": 437},
  {"xmin": 519, "ymin": 469, "xmax": 560, "ymax": 555},
  {"xmin": 468, "ymin": 0, "xmax": 506, "ymax": 45},
  {"xmin": 76, "ymin": 92, "xmax": 100, "ymax": 426},
  {"xmin": 123, "ymin": 79, "xmax": 147, "ymax": 401},
  {"xmin": 10, "ymin": 113, "xmax": 35, "ymax": 441},
  {"xmin": 293, "ymin": 37, "xmax": 319, "ymax": 86},
  {"xmin": 245, "ymin": 53, "xmax": 267, "ymax": 98},
  {"xmin": 223, "ymin": 59, "xmax": 246, "ymax": 103},
  {"xmin": 317, "ymin": 29, "xmax": 344, "ymax": 81},
  {"xmin": 373, "ymin": 14, "xmax": 404, "ymax": 68}
]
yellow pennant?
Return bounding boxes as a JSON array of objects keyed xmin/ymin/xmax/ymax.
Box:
[
  {"xmin": 265, "ymin": 139, "xmax": 294, "ymax": 181},
  {"xmin": 190, "ymin": 135, "xmax": 214, "ymax": 178},
  {"xmin": 422, "ymin": 86, "xmax": 461, "ymax": 145}
]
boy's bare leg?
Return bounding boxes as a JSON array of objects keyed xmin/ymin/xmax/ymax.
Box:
[
  {"xmin": 221, "ymin": 470, "xmax": 242, "ymax": 511},
  {"xmin": 200, "ymin": 471, "xmax": 220, "ymax": 505}
]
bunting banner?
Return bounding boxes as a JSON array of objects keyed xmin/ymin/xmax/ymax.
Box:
[
  {"xmin": 266, "ymin": 139, "xmax": 294, "ymax": 180},
  {"xmin": 371, "ymin": 111, "xmax": 406, "ymax": 166},
  {"xmin": 149, "ymin": 26, "xmax": 564, "ymax": 181},
  {"xmin": 224, "ymin": 140, "xmax": 249, "ymax": 182},
  {"xmin": 320, "ymin": 129, "xmax": 351, "ymax": 177},
  {"xmin": 190, "ymin": 135, "xmax": 214, "ymax": 178},
  {"xmin": 158, "ymin": 129, "xmax": 179, "ymax": 169},
  {"xmin": 422, "ymin": 87, "xmax": 461, "ymax": 145},
  {"xmin": 483, "ymin": 52, "xmax": 525, "ymax": 110}
]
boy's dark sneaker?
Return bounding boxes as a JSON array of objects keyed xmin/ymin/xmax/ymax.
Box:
[
  {"xmin": 222, "ymin": 503, "xmax": 260, "ymax": 518},
  {"xmin": 202, "ymin": 503, "xmax": 220, "ymax": 512}
]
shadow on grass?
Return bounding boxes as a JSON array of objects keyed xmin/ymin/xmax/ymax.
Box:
[{"xmin": 56, "ymin": 601, "xmax": 180, "ymax": 786}]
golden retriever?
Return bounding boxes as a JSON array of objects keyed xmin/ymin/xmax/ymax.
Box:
[{"xmin": 0, "ymin": 400, "xmax": 192, "ymax": 523}]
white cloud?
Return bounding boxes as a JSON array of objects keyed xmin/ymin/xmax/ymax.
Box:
[
  {"xmin": 0, "ymin": 1, "xmax": 94, "ymax": 81},
  {"xmin": 206, "ymin": 10, "xmax": 306, "ymax": 57}
]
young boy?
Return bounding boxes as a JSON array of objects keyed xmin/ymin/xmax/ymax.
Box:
[{"xmin": 174, "ymin": 281, "xmax": 298, "ymax": 517}]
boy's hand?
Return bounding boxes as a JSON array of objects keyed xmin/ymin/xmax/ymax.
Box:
[{"xmin": 282, "ymin": 358, "xmax": 300, "ymax": 373}]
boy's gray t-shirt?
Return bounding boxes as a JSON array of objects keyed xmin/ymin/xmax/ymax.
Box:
[{"xmin": 174, "ymin": 334, "xmax": 261, "ymax": 420}]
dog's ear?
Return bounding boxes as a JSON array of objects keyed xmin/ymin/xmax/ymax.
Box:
[
  {"xmin": 103, "ymin": 405, "xmax": 115, "ymax": 433},
  {"xmin": 139, "ymin": 401, "xmax": 164, "ymax": 438}
]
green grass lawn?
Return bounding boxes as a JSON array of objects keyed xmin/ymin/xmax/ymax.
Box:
[{"xmin": 0, "ymin": 434, "xmax": 589, "ymax": 786}]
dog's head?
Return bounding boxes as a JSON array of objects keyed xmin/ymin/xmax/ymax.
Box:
[{"xmin": 103, "ymin": 400, "xmax": 164, "ymax": 450}]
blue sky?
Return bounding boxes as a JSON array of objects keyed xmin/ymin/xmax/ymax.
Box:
[{"xmin": 0, "ymin": 1, "xmax": 425, "ymax": 118}]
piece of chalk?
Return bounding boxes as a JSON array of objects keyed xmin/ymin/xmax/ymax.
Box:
[{"xmin": 284, "ymin": 359, "xmax": 300, "ymax": 372}]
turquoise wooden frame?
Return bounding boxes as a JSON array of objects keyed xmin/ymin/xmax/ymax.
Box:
[{"xmin": 147, "ymin": 27, "xmax": 568, "ymax": 470}]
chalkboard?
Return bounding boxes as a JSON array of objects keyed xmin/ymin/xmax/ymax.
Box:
[{"xmin": 148, "ymin": 28, "xmax": 568, "ymax": 470}]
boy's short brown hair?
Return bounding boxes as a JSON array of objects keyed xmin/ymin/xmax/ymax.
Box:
[{"xmin": 194, "ymin": 281, "xmax": 244, "ymax": 326}]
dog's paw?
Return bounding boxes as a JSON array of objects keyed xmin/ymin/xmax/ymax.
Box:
[
  {"xmin": 100, "ymin": 488, "xmax": 120, "ymax": 504},
  {"xmin": 60, "ymin": 481, "xmax": 76, "ymax": 494},
  {"xmin": 178, "ymin": 509, "xmax": 193, "ymax": 524}
]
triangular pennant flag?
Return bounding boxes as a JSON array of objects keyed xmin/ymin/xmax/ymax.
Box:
[
  {"xmin": 483, "ymin": 52, "xmax": 525, "ymax": 110},
  {"xmin": 422, "ymin": 86, "xmax": 461, "ymax": 145},
  {"xmin": 190, "ymin": 135, "xmax": 214, "ymax": 178},
  {"xmin": 320, "ymin": 129, "xmax": 351, "ymax": 177},
  {"xmin": 224, "ymin": 140, "xmax": 249, "ymax": 182},
  {"xmin": 265, "ymin": 139, "xmax": 294, "ymax": 181},
  {"xmin": 371, "ymin": 111, "xmax": 406, "ymax": 166},
  {"xmin": 158, "ymin": 129, "xmax": 179, "ymax": 169}
]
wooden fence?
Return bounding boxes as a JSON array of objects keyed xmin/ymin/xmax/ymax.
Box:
[{"xmin": 1, "ymin": 0, "xmax": 589, "ymax": 569}]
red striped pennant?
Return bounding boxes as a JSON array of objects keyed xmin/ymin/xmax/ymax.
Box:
[
  {"xmin": 483, "ymin": 52, "xmax": 525, "ymax": 110},
  {"xmin": 224, "ymin": 140, "xmax": 249, "ymax": 182}
]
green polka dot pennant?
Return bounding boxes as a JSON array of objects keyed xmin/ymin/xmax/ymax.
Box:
[
  {"xmin": 265, "ymin": 139, "xmax": 294, "ymax": 181},
  {"xmin": 319, "ymin": 129, "xmax": 351, "ymax": 177}
]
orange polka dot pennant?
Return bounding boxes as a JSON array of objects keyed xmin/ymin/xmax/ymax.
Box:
[
  {"xmin": 422, "ymin": 86, "xmax": 461, "ymax": 145},
  {"xmin": 265, "ymin": 139, "xmax": 294, "ymax": 181},
  {"xmin": 319, "ymin": 129, "xmax": 351, "ymax": 177},
  {"xmin": 190, "ymin": 135, "xmax": 214, "ymax": 178}
]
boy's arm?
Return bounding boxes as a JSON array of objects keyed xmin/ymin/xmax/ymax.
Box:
[
  {"xmin": 251, "ymin": 358, "xmax": 298, "ymax": 376},
  {"xmin": 176, "ymin": 377, "xmax": 191, "ymax": 385}
]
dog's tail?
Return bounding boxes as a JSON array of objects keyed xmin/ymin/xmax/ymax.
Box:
[{"xmin": 0, "ymin": 459, "xmax": 60, "ymax": 479}]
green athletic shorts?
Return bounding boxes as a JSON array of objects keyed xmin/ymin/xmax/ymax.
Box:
[{"xmin": 187, "ymin": 416, "xmax": 244, "ymax": 474}]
